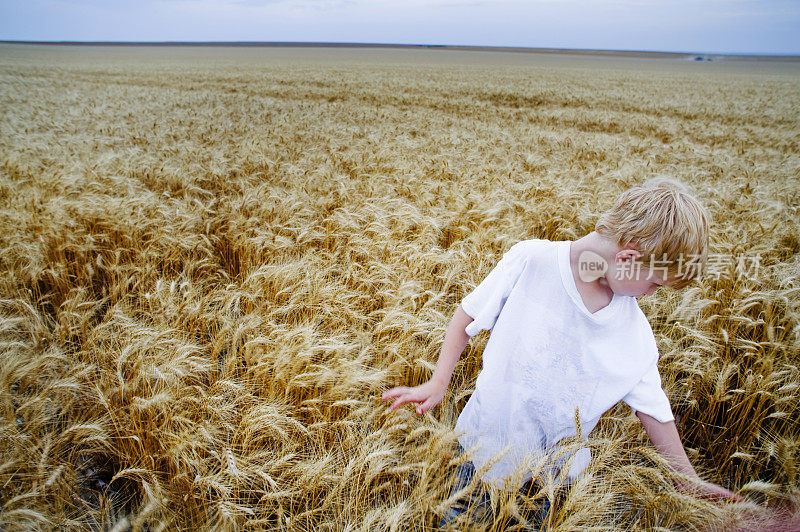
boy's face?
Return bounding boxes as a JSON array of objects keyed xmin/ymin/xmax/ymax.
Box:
[
  {"xmin": 610, "ymin": 266, "xmax": 669, "ymax": 297},
  {"xmin": 606, "ymin": 246, "xmax": 672, "ymax": 298}
]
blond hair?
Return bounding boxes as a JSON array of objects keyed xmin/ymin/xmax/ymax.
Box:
[{"xmin": 595, "ymin": 176, "xmax": 710, "ymax": 290}]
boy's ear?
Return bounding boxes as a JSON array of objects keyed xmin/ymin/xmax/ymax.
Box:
[{"xmin": 615, "ymin": 247, "xmax": 642, "ymax": 263}]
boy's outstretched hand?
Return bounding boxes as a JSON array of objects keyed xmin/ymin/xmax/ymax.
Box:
[
  {"xmin": 676, "ymin": 476, "xmax": 745, "ymax": 503},
  {"xmin": 381, "ymin": 380, "xmax": 446, "ymax": 415}
]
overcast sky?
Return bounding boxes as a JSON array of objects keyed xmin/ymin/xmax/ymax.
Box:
[{"xmin": 1, "ymin": 0, "xmax": 798, "ymax": 55}]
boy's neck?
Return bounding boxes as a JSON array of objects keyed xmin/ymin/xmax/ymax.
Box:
[{"xmin": 569, "ymin": 232, "xmax": 617, "ymax": 308}]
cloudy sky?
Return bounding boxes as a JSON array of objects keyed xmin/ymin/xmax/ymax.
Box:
[{"xmin": 1, "ymin": 0, "xmax": 798, "ymax": 54}]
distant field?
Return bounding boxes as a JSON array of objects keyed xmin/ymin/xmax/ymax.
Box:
[{"xmin": 1, "ymin": 44, "xmax": 799, "ymax": 530}]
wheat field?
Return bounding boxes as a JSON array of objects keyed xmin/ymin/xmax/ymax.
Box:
[{"xmin": 1, "ymin": 44, "xmax": 799, "ymax": 531}]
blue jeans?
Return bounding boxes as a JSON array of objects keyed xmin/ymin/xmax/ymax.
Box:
[{"xmin": 439, "ymin": 444, "xmax": 554, "ymax": 529}]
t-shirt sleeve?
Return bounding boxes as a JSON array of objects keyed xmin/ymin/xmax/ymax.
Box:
[
  {"xmin": 622, "ymin": 360, "xmax": 675, "ymax": 423},
  {"xmin": 461, "ymin": 240, "xmax": 532, "ymax": 337}
]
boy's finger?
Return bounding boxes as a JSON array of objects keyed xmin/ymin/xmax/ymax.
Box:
[
  {"xmin": 417, "ymin": 398, "xmax": 433, "ymax": 415},
  {"xmin": 381, "ymin": 387, "xmax": 405, "ymax": 400}
]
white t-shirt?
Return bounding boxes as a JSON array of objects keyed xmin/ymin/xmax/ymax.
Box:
[{"xmin": 455, "ymin": 238, "xmax": 674, "ymax": 491}]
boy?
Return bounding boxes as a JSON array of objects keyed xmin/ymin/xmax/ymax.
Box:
[{"xmin": 381, "ymin": 177, "xmax": 742, "ymax": 527}]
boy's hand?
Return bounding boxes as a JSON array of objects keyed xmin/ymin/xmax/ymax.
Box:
[
  {"xmin": 381, "ymin": 380, "xmax": 446, "ymax": 415},
  {"xmin": 676, "ymin": 476, "xmax": 745, "ymax": 503}
]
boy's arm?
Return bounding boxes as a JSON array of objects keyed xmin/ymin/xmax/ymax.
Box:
[
  {"xmin": 430, "ymin": 304, "xmax": 473, "ymax": 389},
  {"xmin": 636, "ymin": 412, "xmax": 743, "ymax": 502}
]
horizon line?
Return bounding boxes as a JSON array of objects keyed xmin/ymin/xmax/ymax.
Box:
[{"xmin": 1, "ymin": 40, "xmax": 799, "ymax": 60}]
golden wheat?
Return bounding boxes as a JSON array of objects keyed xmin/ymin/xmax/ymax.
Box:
[{"xmin": 1, "ymin": 44, "xmax": 799, "ymax": 531}]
